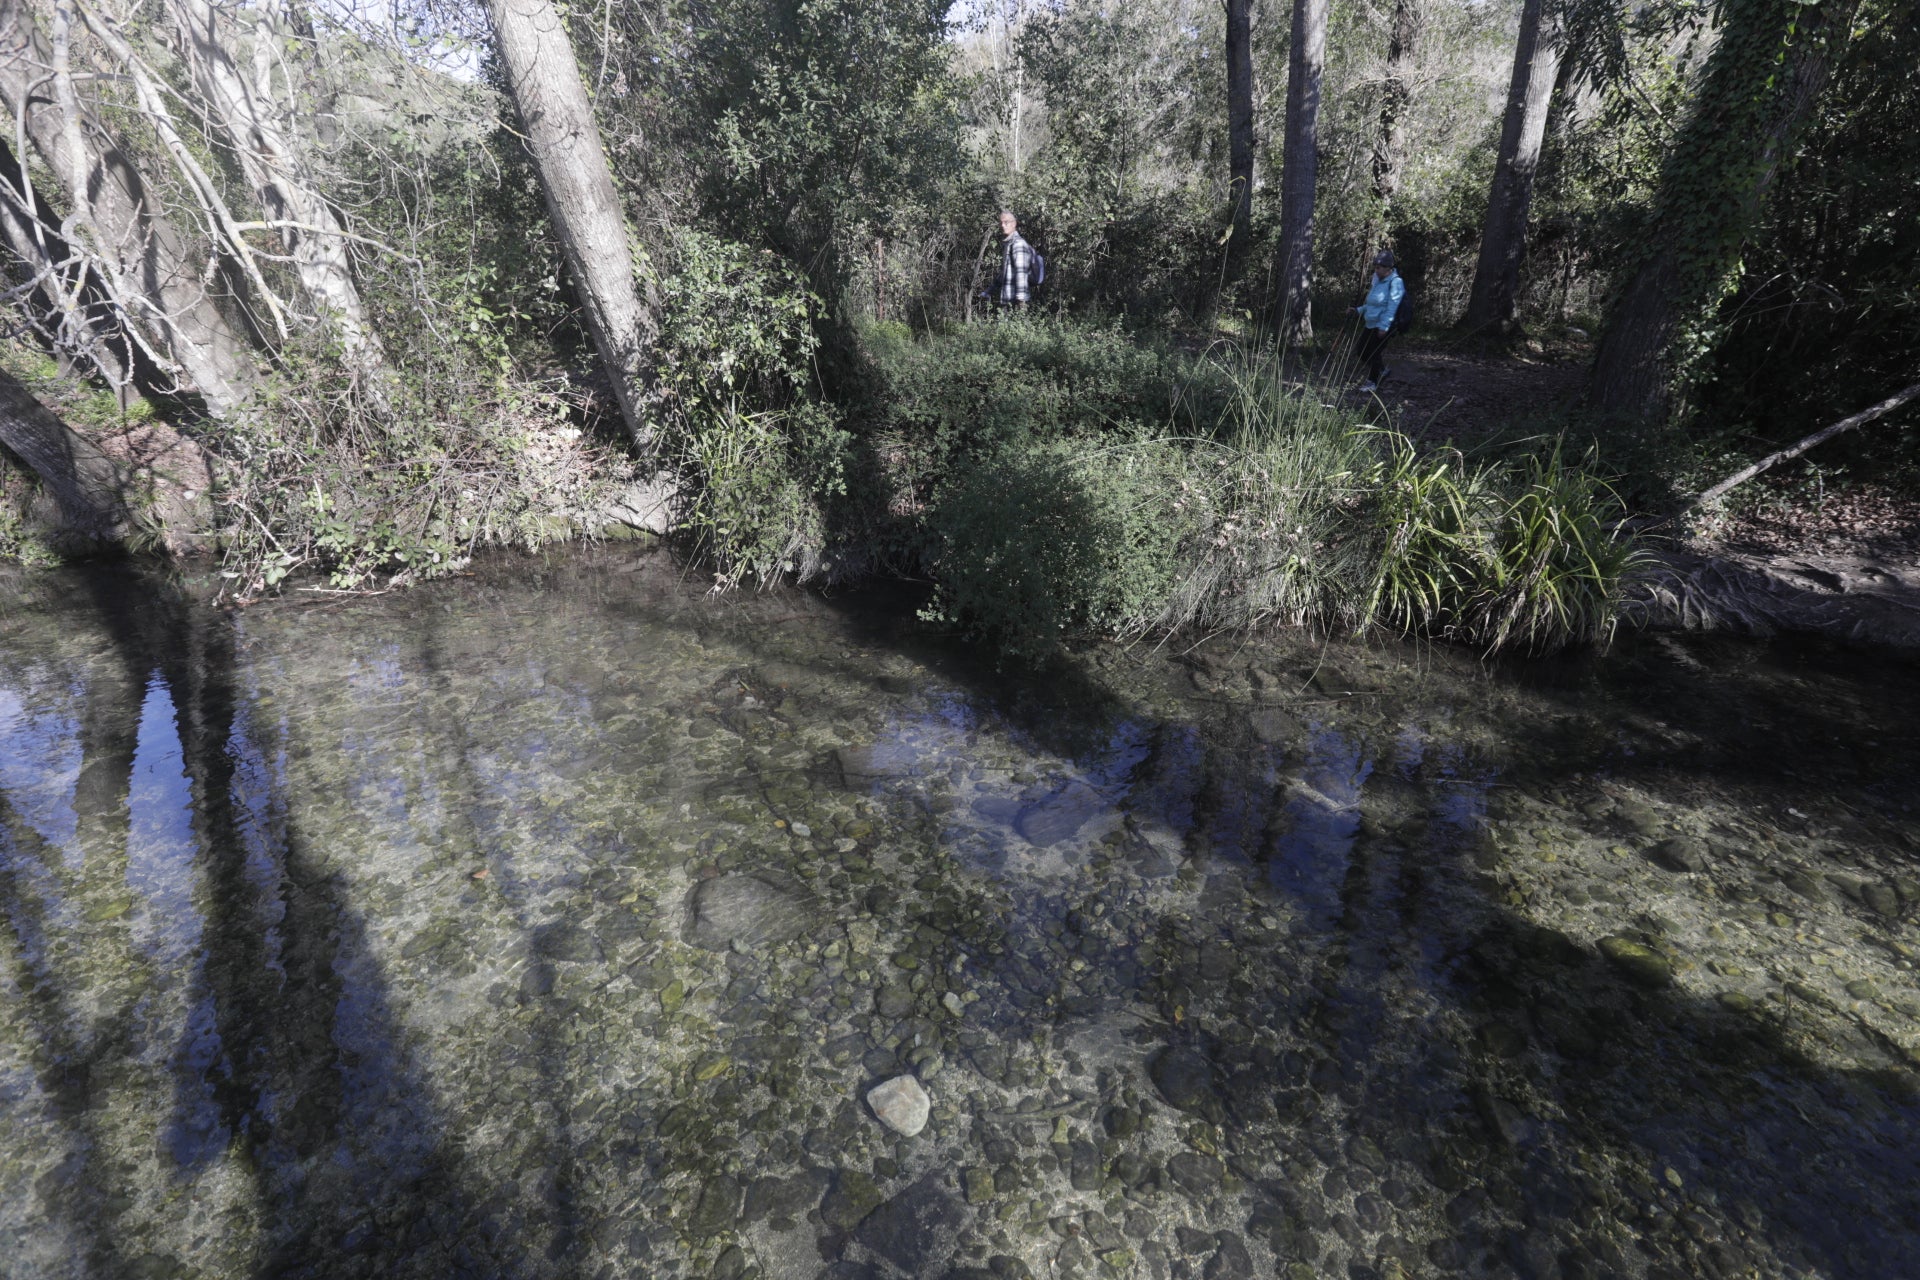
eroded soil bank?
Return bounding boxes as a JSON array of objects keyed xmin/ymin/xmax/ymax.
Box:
[{"xmin": 0, "ymin": 550, "xmax": 1915, "ymax": 1280}]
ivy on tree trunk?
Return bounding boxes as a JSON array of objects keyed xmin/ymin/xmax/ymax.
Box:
[{"xmin": 1588, "ymin": 0, "xmax": 1861, "ymax": 421}]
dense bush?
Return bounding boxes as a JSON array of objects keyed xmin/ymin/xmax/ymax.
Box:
[
  {"xmin": 651, "ymin": 229, "xmax": 851, "ymax": 588},
  {"xmin": 1689, "ymin": 0, "xmax": 1920, "ymax": 462},
  {"xmin": 894, "ymin": 333, "xmax": 1643, "ymax": 658},
  {"xmin": 859, "ymin": 316, "xmax": 1220, "ymax": 472},
  {"xmin": 921, "ymin": 437, "xmax": 1191, "ymax": 658}
]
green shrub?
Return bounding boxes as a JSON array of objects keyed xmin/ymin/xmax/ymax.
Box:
[
  {"xmin": 211, "ymin": 351, "xmax": 633, "ymax": 597},
  {"xmin": 910, "ymin": 340, "xmax": 1643, "ymax": 658},
  {"xmin": 652, "ymin": 228, "xmax": 852, "ymax": 589},
  {"xmin": 921, "ymin": 437, "xmax": 1191, "ymax": 657}
]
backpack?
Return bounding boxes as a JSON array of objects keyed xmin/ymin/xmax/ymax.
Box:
[
  {"xmin": 1389, "ymin": 280, "xmax": 1413, "ymax": 333},
  {"xmin": 1030, "ymin": 246, "xmax": 1046, "ymax": 287}
]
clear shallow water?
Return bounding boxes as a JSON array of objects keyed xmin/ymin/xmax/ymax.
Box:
[{"xmin": 0, "ymin": 551, "xmax": 1916, "ymax": 1280}]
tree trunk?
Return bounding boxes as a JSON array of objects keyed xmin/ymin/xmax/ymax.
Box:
[
  {"xmin": 0, "ymin": 0, "xmax": 258, "ymax": 416},
  {"xmin": 1371, "ymin": 0, "xmax": 1418, "ymax": 211},
  {"xmin": 0, "ymin": 365, "xmax": 127, "ymax": 541},
  {"xmin": 162, "ymin": 0, "xmax": 382, "ymax": 371},
  {"xmin": 1277, "ymin": 0, "xmax": 1328, "ymax": 343},
  {"xmin": 1462, "ymin": 0, "xmax": 1563, "ymax": 335},
  {"xmin": 1225, "ymin": 0, "xmax": 1255, "ymax": 247},
  {"xmin": 485, "ymin": 0, "xmax": 654, "ymax": 448},
  {"xmin": 1589, "ymin": 0, "xmax": 1860, "ymax": 421}
]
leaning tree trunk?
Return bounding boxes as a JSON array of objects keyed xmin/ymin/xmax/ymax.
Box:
[
  {"xmin": 1589, "ymin": 0, "xmax": 1860, "ymax": 421},
  {"xmin": 0, "ymin": 0, "xmax": 258, "ymax": 415},
  {"xmin": 485, "ymin": 0, "xmax": 654, "ymax": 448},
  {"xmin": 0, "ymin": 366, "xmax": 126, "ymax": 541},
  {"xmin": 161, "ymin": 0, "xmax": 382, "ymax": 371},
  {"xmin": 1277, "ymin": 0, "xmax": 1328, "ymax": 343},
  {"xmin": 1371, "ymin": 0, "xmax": 1419, "ymax": 213},
  {"xmin": 1462, "ymin": 0, "xmax": 1563, "ymax": 335},
  {"xmin": 1225, "ymin": 0, "xmax": 1255, "ymax": 250}
]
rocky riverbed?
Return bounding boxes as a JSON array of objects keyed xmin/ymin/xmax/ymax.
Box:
[{"xmin": 0, "ymin": 551, "xmax": 1915, "ymax": 1280}]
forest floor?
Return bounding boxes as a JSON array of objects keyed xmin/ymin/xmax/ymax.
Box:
[{"xmin": 1350, "ymin": 334, "xmax": 1920, "ymax": 646}]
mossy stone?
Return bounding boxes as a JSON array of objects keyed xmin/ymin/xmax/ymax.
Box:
[
  {"xmin": 1597, "ymin": 936, "xmax": 1673, "ymax": 988},
  {"xmin": 821, "ymin": 1169, "xmax": 884, "ymax": 1231}
]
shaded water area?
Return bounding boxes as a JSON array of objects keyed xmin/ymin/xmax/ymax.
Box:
[{"xmin": 2, "ymin": 551, "xmax": 1917, "ymax": 1280}]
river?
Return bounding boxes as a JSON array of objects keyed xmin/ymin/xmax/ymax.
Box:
[{"xmin": 0, "ymin": 549, "xmax": 1915, "ymax": 1280}]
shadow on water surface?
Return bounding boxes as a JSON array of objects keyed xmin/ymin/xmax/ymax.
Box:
[
  {"xmin": 0, "ymin": 553, "xmax": 1914, "ymax": 1280},
  {"xmin": 717, "ymin": 580, "xmax": 1920, "ymax": 1279},
  {"xmin": 0, "ymin": 566, "xmax": 531, "ymax": 1279}
]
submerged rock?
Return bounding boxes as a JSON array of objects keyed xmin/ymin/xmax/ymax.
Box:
[
  {"xmin": 1015, "ymin": 779, "xmax": 1115, "ymax": 847},
  {"xmin": 821, "ymin": 1169, "xmax": 885, "ymax": 1231},
  {"xmin": 866, "ymin": 1075, "xmax": 931, "ymax": 1136},
  {"xmin": 1167, "ymin": 1151, "xmax": 1224, "ymax": 1197},
  {"xmin": 689, "ymin": 1175, "xmax": 742, "ymax": 1238},
  {"xmin": 684, "ymin": 873, "xmax": 819, "ymax": 951},
  {"xmin": 854, "ymin": 1174, "xmax": 968, "ymax": 1272},
  {"xmin": 1597, "ymin": 936, "xmax": 1673, "ymax": 988},
  {"xmin": 1150, "ymin": 1046, "xmax": 1225, "ymax": 1123},
  {"xmin": 1649, "ymin": 837, "xmax": 1706, "ymax": 873}
]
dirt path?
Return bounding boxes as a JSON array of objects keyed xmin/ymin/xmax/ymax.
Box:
[{"xmin": 1321, "ymin": 333, "xmax": 1589, "ymax": 443}]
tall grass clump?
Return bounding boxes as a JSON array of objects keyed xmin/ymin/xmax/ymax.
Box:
[
  {"xmin": 909, "ymin": 332, "xmax": 1643, "ymax": 657},
  {"xmin": 1142, "ymin": 349, "xmax": 1378, "ymax": 634},
  {"xmin": 1462, "ymin": 443, "xmax": 1648, "ymax": 651}
]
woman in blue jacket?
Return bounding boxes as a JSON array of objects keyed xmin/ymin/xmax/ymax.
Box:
[{"xmin": 1354, "ymin": 250, "xmax": 1405, "ymax": 392}]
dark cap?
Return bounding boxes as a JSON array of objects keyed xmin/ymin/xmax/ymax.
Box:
[{"xmin": 1373, "ymin": 249, "xmax": 1396, "ymax": 268}]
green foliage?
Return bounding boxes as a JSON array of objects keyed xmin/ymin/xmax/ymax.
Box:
[
  {"xmin": 614, "ymin": 0, "xmax": 964, "ymax": 277},
  {"xmin": 1004, "ymin": 5, "xmax": 1232, "ymax": 320},
  {"xmin": 1693, "ymin": 0, "xmax": 1920, "ymax": 455},
  {"xmin": 860, "ymin": 315, "xmax": 1219, "ymax": 474},
  {"xmin": 905, "ymin": 335, "xmax": 1641, "ymax": 658},
  {"xmin": 651, "ymin": 229, "xmax": 851, "ymax": 588},
  {"xmin": 0, "ymin": 455, "xmax": 59, "ymax": 569},
  {"xmin": 1608, "ymin": 0, "xmax": 1862, "ymax": 407}
]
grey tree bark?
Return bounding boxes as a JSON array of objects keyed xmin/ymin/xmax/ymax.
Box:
[
  {"xmin": 1462, "ymin": 0, "xmax": 1563, "ymax": 334},
  {"xmin": 0, "ymin": 364, "xmax": 126, "ymax": 541},
  {"xmin": 162, "ymin": 0, "xmax": 381, "ymax": 370},
  {"xmin": 1224, "ymin": 0, "xmax": 1255, "ymax": 248},
  {"xmin": 1276, "ymin": 0, "xmax": 1328, "ymax": 343},
  {"xmin": 0, "ymin": 0, "xmax": 258, "ymax": 414},
  {"xmin": 485, "ymin": 0, "xmax": 654, "ymax": 447},
  {"xmin": 1370, "ymin": 0, "xmax": 1419, "ymax": 212}
]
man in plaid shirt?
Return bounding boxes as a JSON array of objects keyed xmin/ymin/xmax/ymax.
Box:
[{"xmin": 994, "ymin": 209, "xmax": 1034, "ymax": 310}]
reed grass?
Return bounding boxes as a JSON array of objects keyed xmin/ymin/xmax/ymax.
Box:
[{"xmin": 921, "ymin": 337, "xmax": 1645, "ymax": 656}]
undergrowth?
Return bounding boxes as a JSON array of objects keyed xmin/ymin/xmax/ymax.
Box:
[
  {"xmin": 0, "ymin": 453, "xmax": 60, "ymax": 568},
  {"xmin": 903, "ymin": 328, "xmax": 1644, "ymax": 658},
  {"xmin": 211, "ymin": 343, "xmax": 635, "ymax": 599}
]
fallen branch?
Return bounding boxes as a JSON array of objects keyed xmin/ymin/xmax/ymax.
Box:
[{"xmin": 1689, "ymin": 380, "xmax": 1920, "ymax": 510}]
